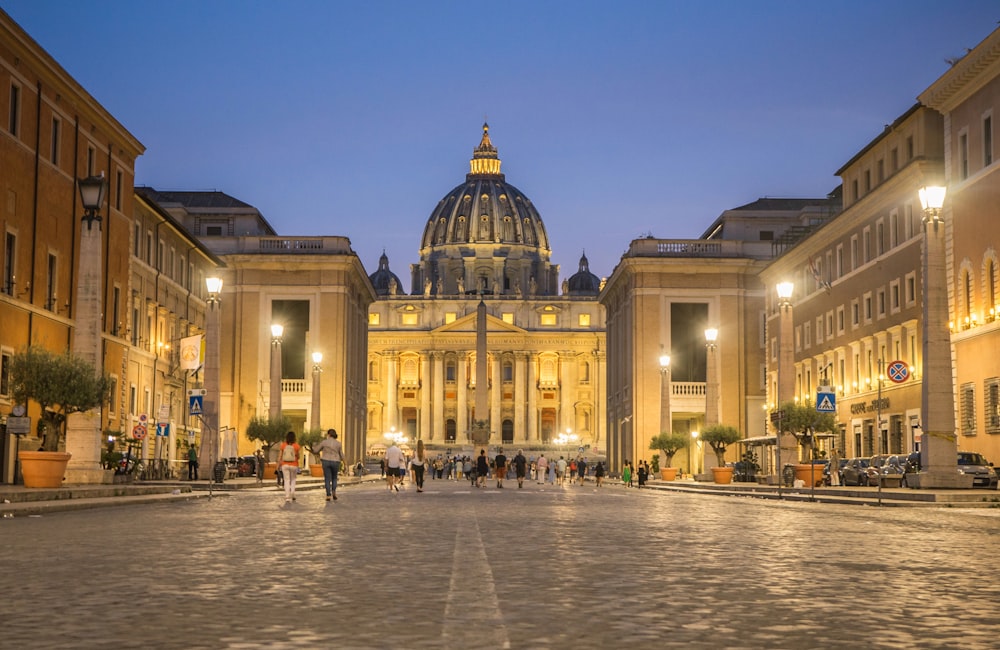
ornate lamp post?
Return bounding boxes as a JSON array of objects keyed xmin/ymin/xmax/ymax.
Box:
[
  {"xmin": 775, "ymin": 281, "xmax": 795, "ymax": 492},
  {"xmin": 658, "ymin": 347, "xmax": 671, "ymax": 471},
  {"xmin": 269, "ymin": 323, "xmax": 284, "ymax": 420},
  {"xmin": 916, "ymin": 185, "xmax": 969, "ymax": 488},
  {"xmin": 64, "ymin": 174, "xmax": 108, "ymax": 483},
  {"xmin": 311, "ymin": 351, "xmax": 323, "ymax": 430},
  {"xmin": 200, "ymin": 276, "xmax": 222, "ymax": 482}
]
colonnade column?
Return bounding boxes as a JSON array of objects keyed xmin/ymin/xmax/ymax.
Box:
[
  {"xmin": 420, "ymin": 353, "xmax": 431, "ymax": 440},
  {"xmin": 456, "ymin": 353, "xmax": 468, "ymax": 444},
  {"xmin": 559, "ymin": 352, "xmax": 575, "ymax": 436}
]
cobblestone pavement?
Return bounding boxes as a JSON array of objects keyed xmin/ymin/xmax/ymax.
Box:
[{"xmin": 2, "ymin": 478, "xmax": 999, "ymax": 649}]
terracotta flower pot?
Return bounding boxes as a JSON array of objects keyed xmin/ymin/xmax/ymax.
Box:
[
  {"xmin": 711, "ymin": 466, "xmax": 734, "ymax": 484},
  {"xmin": 660, "ymin": 467, "xmax": 678, "ymax": 481},
  {"xmin": 309, "ymin": 464, "xmax": 324, "ymax": 477},
  {"xmin": 19, "ymin": 451, "xmax": 72, "ymax": 488},
  {"xmin": 794, "ymin": 463, "xmax": 823, "ymax": 487},
  {"xmin": 263, "ymin": 462, "xmax": 278, "ymax": 480}
]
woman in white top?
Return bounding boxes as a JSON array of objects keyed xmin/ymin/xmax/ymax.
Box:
[{"xmin": 410, "ymin": 439, "xmax": 427, "ymax": 493}]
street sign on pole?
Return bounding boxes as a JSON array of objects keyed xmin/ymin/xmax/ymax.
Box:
[
  {"xmin": 132, "ymin": 424, "xmax": 147, "ymax": 439},
  {"xmin": 886, "ymin": 360, "xmax": 910, "ymax": 384},
  {"xmin": 6, "ymin": 416, "xmax": 31, "ymax": 434},
  {"xmin": 188, "ymin": 388, "xmax": 206, "ymax": 416},
  {"xmin": 816, "ymin": 385, "xmax": 836, "ymax": 413},
  {"xmin": 156, "ymin": 423, "xmax": 170, "ymax": 437}
]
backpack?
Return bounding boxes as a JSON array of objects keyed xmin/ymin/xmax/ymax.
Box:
[{"xmin": 281, "ymin": 444, "xmax": 296, "ymax": 462}]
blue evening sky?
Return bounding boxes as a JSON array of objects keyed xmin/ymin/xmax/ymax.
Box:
[{"xmin": 4, "ymin": 1, "xmax": 997, "ymax": 286}]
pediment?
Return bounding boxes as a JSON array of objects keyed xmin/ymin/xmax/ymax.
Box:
[{"xmin": 434, "ymin": 311, "xmax": 526, "ymax": 334}]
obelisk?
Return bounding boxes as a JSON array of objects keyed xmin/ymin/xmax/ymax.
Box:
[{"xmin": 472, "ymin": 298, "xmax": 490, "ymax": 445}]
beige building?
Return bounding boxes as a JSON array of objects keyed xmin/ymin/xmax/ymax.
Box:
[
  {"xmin": 366, "ymin": 125, "xmax": 606, "ymax": 453},
  {"xmin": 138, "ymin": 189, "xmax": 376, "ymax": 467},
  {"xmin": 760, "ymin": 105, "xmax": 943, "ymax": 462},
  {"xmin": 601, "ymin": 198, "xmax": 838, "ymax": 476},
  {"xmin": 1, "ymin": 10, "xmax": 144, "ymax": 482},
  {"xmin": 920, "ymin": 27, "xmax": 1000, "ymax": 464}
]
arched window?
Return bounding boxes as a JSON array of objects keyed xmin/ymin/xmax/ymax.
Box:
[
  {"xmin": 400, "ymin": 356, "xmax": 418, "ymax": 386},
  {"xmin": 502, "ymin": 360, "xmax": 513, "ymax": 383},
  {"xmin": 539, "ymin": 357, "xmax": 557, "ymax": 386},
  {"xmin": 446, "ymin": 359, "xmax": 456, "ymax": 383},
  {"xmin": 368, "ymin": 360, "xmax": 379, "ymax": 382},
  {"xmin": 579, "ymin": 360, "xmax": 590, "ymax": 383}
]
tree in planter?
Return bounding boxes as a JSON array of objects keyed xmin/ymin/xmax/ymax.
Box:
[
  {"xmin": 700, "ymin": 424, "xmax": 742, "ymax": 467},
  {"xmin": 8, "ymin": 347, "xmax": 111, "ymax": 451},
  {"xmin": 246, "ymin": 415, "xmax": 292, "ymax": 460},
  {"xmin": 649, "ymin": 431, "xmax": 689, "ymax": 470},
  {"xmin": 298, "ymin": 428, "xmax": 324, "ymax": 467},
  {"xmin": 776, "ymin": 402, "xmax": 836, "ymax": 461}
]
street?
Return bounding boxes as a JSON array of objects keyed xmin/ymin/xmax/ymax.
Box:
[{"xmin": 2, "ymin": 478, "xmax": 999, "ymax": 649}]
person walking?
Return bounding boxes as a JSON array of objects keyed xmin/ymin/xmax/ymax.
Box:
[
  {"xmin": 278, "ymin": 431, "xmax": 301, "ymax": 503},
  {"xmin": 513, "ymin": 449, "xmax": 528, "ymax": 488},
  {"xmin": 829, "ymin": 448, "xmax": 841, "ymax": 486},
  {"xmin": 594, "ymin": 461, "xmax": 605, "ymax": 487},
  {"xmin": 314, "ymin": 428, "xmax": 344, "ymax": 502},
  {"xmin": 494, "ymin": 448, "xmax": 508, "ymax": 488},
  {"xmin": 637, "ymin": 460, "xmax": 648, "ymax": 488},
  {"xmin": 476, "ymin": 449, "xmax": 489, "ymax": 488},
  {"xmin": 535, "ymin": 454, "xmax": 548, "ymax": 484},
  {"xmin": 187, "ymin": 444, "xmax": 198, "ymax": 480},
  {"xmin": 411, "ymin": 439, "xmax": 427, "ymax": 493},
  {"xmin": 556, "ymin": 456, "xmax": 567, "ymax": 486},
  {"xmin": 385, "ymin": 441, "xmax": 403, "ymax": 492},
  {"xmin": 577, "ymin": 456, "xmax": 588, "ymax": 486},
  {"xmin": 622, "ymin": 460, "xmax": 633, "ymax": 488}
]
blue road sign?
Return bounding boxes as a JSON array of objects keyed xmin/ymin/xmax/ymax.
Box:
[
  {"xmin": 156, "ymin": 423, "xmax": 170, "ymax": 437},
  {"xmin": 189, "ymin": 394, "xmax": 204, "ymax": 416},
  {"xmin": 816, "ymin": 387, "xmax": 836, "ymax": 413}
]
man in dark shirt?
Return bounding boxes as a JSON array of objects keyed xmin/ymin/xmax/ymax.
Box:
[
  {"xmin": 494, "ymin": 448, "xmax": 508, "ymax": 489},
  {"xmin": 513, "ymin": 449, "xmax": 528, "ymax": 488}
]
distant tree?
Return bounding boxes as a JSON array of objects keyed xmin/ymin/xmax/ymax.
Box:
[
  {"xmin": 246, "ymin": 415, "xmax": 291, "ymax": 460},
  {"xmin": 700, "ymin": 424, "xmax": 742, "ymax": 467},
  {"xmin": 649, "ymin": 431, "xmax": 689, "ymax": 468},
  {"xmin": 9, "ymin": 347, "xmax": 111, "ymax": 451}
]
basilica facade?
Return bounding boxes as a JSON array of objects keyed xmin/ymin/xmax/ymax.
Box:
[{"xmin": 365, "ymin": 125, "xmax": 606, "ymax": 453}]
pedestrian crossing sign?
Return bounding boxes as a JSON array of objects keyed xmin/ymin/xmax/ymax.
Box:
[
  {"xmin": 188, "ymin": 388, "xmax": 207, "ymax": 416},
  {"xmin": 816, "ymin": 386, "xmax": 836, "ymax": 413}
]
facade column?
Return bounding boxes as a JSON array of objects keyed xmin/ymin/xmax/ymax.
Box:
[
  {"xmin": 431, "ymin": 352, "xmax": 444, "ymax": 442},
  {"xmin": 527, "ymin": 353, "xmax": 537, "ymax": 441},
  {"xmin": 593, "ymin": 350, "xmax": 605, "ymax": 444},
  {"xmin": 514, "ymin": 352, "xmax": 527, "ymax": 442},
  {"xmin": 560, "ymin": 352, "xmax": 576, "ymax": 436},
  {"xmin": 457, "ymin": 353, "xmax": 468, "ymax": 444},
  {"xmin": 420, "ymin": 353, "xmax": 431, "ymax": 440},
  {"xmin": 491, "ymin": 353, "xmax": 502, "ymax": 441},
  {"xmin": 386, "ymin": 352, "xmax": 398, "ymax": 431}
]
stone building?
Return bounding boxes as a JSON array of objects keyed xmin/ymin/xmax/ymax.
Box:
[{"xmin": 366, "ymin": 125, "xmax": 606, "ymax": 453}]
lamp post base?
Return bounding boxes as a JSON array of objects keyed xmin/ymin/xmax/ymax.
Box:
[{"xmin": 906, "ymin": 471, "xmax": 974, "ymax": 489}]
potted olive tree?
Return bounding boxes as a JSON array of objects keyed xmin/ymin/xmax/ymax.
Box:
[
  {"xmin": 649, "ymin": 431, "xmax": 688, "ymax": 480},
  {"xmin": 246, "ymin": 415, "xmax": 291, "ymax": 479},
  {"xmin": 776, "ymin": 402, "xmax": 836, "ymax": 487},
  {"xmin": 700, "ymin": 424, "xmax": 742, "ymax": 484},
  {"xmin": 9, "ymin": 346, "xmax": 111, "ymax": 487},
  {"xmin": 298, "ymin": 428, "xmax": 325, "ymax": 476}
]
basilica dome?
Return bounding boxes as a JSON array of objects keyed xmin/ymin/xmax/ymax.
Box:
[
  {"xmin": 368, "ymin": 251, "xmax": 403, "ymax": 296},
  {"xmin": 412, "ymin": 124, "xmax": 559, "ymax": 297},
  {"xmin": 566, "ymin": 252, "xmax": 601, "ymax": 296}
]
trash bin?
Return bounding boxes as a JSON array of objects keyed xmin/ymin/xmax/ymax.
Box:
[
  {"xmin": 213, "ymin": 460, "xmax": 227, "ymax": 483},
  {"xmin": 782, "ymin": 464, "xmax": 795, "ymax": 487}
]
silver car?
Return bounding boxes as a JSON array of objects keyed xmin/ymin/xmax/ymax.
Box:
[{"xmin": 956, "ymin": 452, "xmax": 998, "ymax": 489}]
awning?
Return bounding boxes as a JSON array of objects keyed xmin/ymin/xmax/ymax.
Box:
[{"xmin": 739, "ymin": 435, "xmax": 777, "ymax": 445}]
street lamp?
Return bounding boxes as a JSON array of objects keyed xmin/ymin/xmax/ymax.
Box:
[
  {"xmin": 201, "ymin": 276, "xmax": 222, "ymax": 483},
  {"xmin": 916, "ymin": 185, "xmax": 967, "ymax": 487},
  {"xmin": 775, "ymin": 281, "xmax": 794, "ymax": 494},
  {"xmin": 269, "ymin": 323, "xmax": 284, "ymax": 420},
  {"xmin": 311, "ymin": 351, "xmax": 323, "ymax": 431},
  {"xmin": 64, "ymin": 174, "xmax": 108, "ymax": 483},
  {"xmin": 659, "ymin": 346, "xmax": 671, "ymax": 433},
  {"xmin": 703, "ymin": 328, "xmax": 719, "ymax": 472}
]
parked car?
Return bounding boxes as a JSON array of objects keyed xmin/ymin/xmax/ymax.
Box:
[
  {"xmin": 842, "ymin": 457, "xmax": 871, "ymax": 486},
  {"xmin": 864, "ymin": 454, "xmax": 891, "ymax": 485},
  {"xmin": 956, "ymin": 452, "xmax": 998, "ymax": 489}
]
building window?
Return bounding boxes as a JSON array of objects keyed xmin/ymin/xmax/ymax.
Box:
[
  {"xmin": 759, "ymin": 230, "xmax": 773, "ymax": 241},
  {"xmin": 501, "ymin": 313, "xmax": 514, "ymax": 324},
  {"xmin": 50, "ymin": 117, "xmax": 60, "ymax": 165},
  {"xmin": 877, "ymin": 288, "xmax": 886, "ymax": 318},
  {"xmin": 864, "ymin": 293, "xmax": 873, "ymax": 323},
  {"xmin": 539, "ymin": 358, "xmax": 557, "ymax": 386},
  {"xmin": 826, "ymin": 311, "xmax": 834, "ymax": 338},
  {"xmin": 46, "ymin": 253, "xmax": 57, "ymax": 311},
  {"xmin": 864, "ymin": 170, "xmax": 871, "ymax": 194},
  {"xmin": 889, "ymin": 210, "xmax": 899, "ymax": 249},
  {"xmin": 87, "ymin": 146, "xmax": 95, "ymax": 176},
  {"xmin": 959, "ymin": 130, "xmax": 969, "ymax": 180},
  {"xmin": 960, "ymin": 383, "xmax": 976, "ymax": 436},
  {"xmin": 862, "ymin": 228, "xmax": 871, "ymax": 264},
  {"xmin": 8, "ymin": 84, "xmax": 19, "ymax": 136},
  {"xmin": 115, "ymin": 169, "xmax": 124, "ymax": 211},
  {"xmin": 836, "ymin": 245, "xmax": 844, "ymax": 278},
  {"xmin": 0, "ymin": 347, "xmax": 11, "ymax": 397},
  {"xmin": 906, "ymin": 135, "xmax": 914, "ymax": 161},
  {"xmin": 851, "ymin": 299, "xmax": 860, "ymax": 327},
  {"xmin": 850, "ymin": 236, "xmax": 859, "ymax": 271},
  {"xmin": 984, "ymin": 114, "xmax": 994, "ymax": 167},
  {"xmin": 579, "ymin": 360, "xmax": 590, "ymax": 384},
  {"xmin": 112, "ymin": 286, "xmax": 121, "ymax": 336},
  {"xmin": 578, "ymin": 313, "xmax": 591, "ymax": 327},
  {"xmin": 985, "ymin": 378, "xmax": 1000, "ymax": 434},
  {"xmin": 851, "ymin": 179, "xmax": 859, "ymax": 203},
  {"xmin": 445, "ymin": 360, "xmax": 456, "ymax": 382},
  {"xmin": 368, "ymin": 360, "xmax": 378, "ymax": 382},
  {"xmin": 3, "ymin": 231, "xmax": 15, "ymax": 295},
  {"xmin": 400, "ymin": 357, "xmax": 418, "ymax": 386},
  {"xmin": 502, "ymin": 361, "xmax": 513, "ymax": 383},
  {"xmin": 890, "ymin": 147, "xmax": 898, "ymax": 172},
  {"xmin": 890, "ymin": 280, "xmax": 901, "ymax": 313},
  {"xmin": 836, "ymin": 306, "xmax": 845, "ymax": 335},
  {"xmin": 803, "ymin": 322, "xmax": 811, "ymax": 349},
  {"xmin": 401, "ymin": 313, "xmax": 418, "ymax": 326},
  {"xmin": 875, "ymin": 221, "xmax": 884, "ymax": 257},
  {"xmin": 109, "ymin": 376, "xmax": 119, "ymax": 418},
  {"xmin": 133, "ymin": 222, "xmax": 141, "ymax": 257},
  {"xmin": 876, "ymin": 159, "xmax": 884, "ymax": 183},
  {"xmin": 540, "ymin": 313, "xmax": 556, "ymax": 326},
  {"xmin": 444, "ymin": 312, "xmax": 456, "ymax": 324},
  {"xmin": 905, "ymin": 272, "xmax": 917, "ymax": 306}
]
